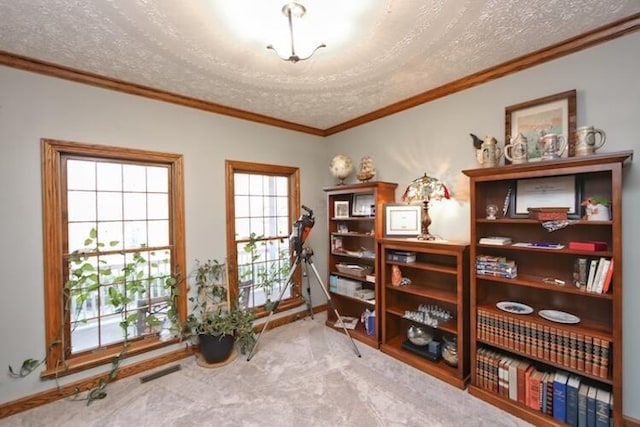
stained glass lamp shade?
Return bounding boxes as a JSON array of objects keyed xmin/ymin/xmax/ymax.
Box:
[{"xmin": 401, "ymin": 173, "xmax": 450, "ymax": 240}]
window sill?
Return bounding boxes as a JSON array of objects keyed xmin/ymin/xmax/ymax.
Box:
[{"xmin": 41, "ymin": 336, "xmax": 181, "ymax": 380}]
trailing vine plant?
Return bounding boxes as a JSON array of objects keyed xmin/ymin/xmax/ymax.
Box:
[{"xmin": 8, "ymin": 227, "xmax": 179, "ymax": 405}]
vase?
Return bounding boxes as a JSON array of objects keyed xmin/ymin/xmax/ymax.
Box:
[
  {"xmin": 198, "ymin": 333, "xmax": 234, "ymax": 364},
  {"xmin": 586, "ymin": 203, "xmax": 610, "ymax": 221}
]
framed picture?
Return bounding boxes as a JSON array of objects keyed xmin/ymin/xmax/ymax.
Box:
[
  {"xmin": 511, "ymin": 175, "xmax": 581, "ymax": 218},
  {"xmin": 504, "ymin": 89, "xmax": 577, "ymax": 163},
  {"xmin": 384, "ymin": 204, "xmax": 421, "ymax": 237},
  {"xmin": 352, "ymin": 193, "xmax": 375, "ymax": 216},
  {"xmin": 334, "ymin": 201, "xmax": 349, "ymax": 218}
]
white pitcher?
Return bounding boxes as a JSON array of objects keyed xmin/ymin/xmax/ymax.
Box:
[
  {"xmin": 479, "ymin": 136, "xmax": 503, "ymax": 168},
  {"xmin": 504, "ymin": 133, "xmax": 529, "ymax": 164}
]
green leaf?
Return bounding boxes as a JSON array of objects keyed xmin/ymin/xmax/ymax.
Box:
[{"xmin": 89, "ymin": 228, "xmax": 97, "ymax": 239}]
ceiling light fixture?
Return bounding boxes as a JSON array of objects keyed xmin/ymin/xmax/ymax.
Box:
[{"xmin": 267, "ymin": 2, "xmax": 326, "ymax": 64}]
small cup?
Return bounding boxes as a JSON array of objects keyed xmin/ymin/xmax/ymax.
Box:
[{"xmin": 575, "ymin": 126, "xmax": 606, "ymax": 156}]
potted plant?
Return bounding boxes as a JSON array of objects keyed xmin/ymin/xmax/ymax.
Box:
[{"xmin": 182, "ymin": 259, "xmax": 256, "ymax": 363}]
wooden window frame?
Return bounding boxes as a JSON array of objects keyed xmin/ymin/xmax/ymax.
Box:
[
  {"xmin": 225, "ymin": 160, "xmax": 304, "ymax": 317},
  {"xmin": 41, "ymin": 139, "xmax": 187, "ymax": 378}
]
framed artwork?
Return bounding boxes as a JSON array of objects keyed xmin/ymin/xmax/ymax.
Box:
[
  {"xmin": 352, "ymin": 193, "xmax": 375, "ymax": 216},
  {"xmin": 504, "ymin": 89, "xmax": 577, "ymax": 163},
  {"xmin": 334, "ymin": 201, "xmax": 349, "ymax": 218},
  {"xmin": 384, "ymin": 204, "xmax": 421, "ymax": 237},
  {"xmin": 511, "ymin": 175, "xmax": 581, "ymax": 219}
]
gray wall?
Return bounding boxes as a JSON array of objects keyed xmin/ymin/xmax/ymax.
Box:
[{"xmin": 1, "ymin": 30, "xmax": 639, "ymax": 418}]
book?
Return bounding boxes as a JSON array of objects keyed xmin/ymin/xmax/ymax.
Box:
[
  {"xmin": 594, "ymin": 258, "xmax": 611, "ymax": 294},
  {"xmin": 553, "ymin": 371, "xmax": 569, "ymax": 422},
  {"xmin": 508, "ymin": 359, "xmax": 520, "ymax": 401},
  {"xmin": 601, "ymin": 259, "xmax": 614, "ymax": 294},
  {"xmin": 595, "ymin": 388, "xmax": 611, "ymax": 427},
  {"xmin": 578, "ymin": 383, "xmax": 589, "ymax": 427},
  {"xmin": 589, "ymin": 258, "xmax": 607, "ymax": 294},
  {"xmin": 586, "ymin": 259, "xmax": 598, "ymax": 291},
  {"xmin": 566, "ymin": 375, "xmax": 581, "ymax": 426},
  {"xmin": 568, "ymin": 241, "xmax": 608, "ymax": 251},
  {"xmin": 587, "ymin": 386, "xmax": 598, "ymax": 427},
  {"xmin": 333, "ymin": 316, "xmax": 358, "ymax": 330},
  {"xmin": 479, "ymin": 236, "xmax": 512, "ymax": 245}
]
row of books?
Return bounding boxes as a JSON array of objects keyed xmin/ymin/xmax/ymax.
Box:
[
  {"xmin": 584, "ymin": 257, "xmax": 613, "ymax": 294},
  {"xmin": 475, "ymin": 254, "xmax": 518, "ymax": 279},
  {"xmin": 478, "ymin": 309, "xmax": 610, "ymax": 379},
  {"xmin": 476, "ymin": 348, "xmax": 613, "ymax": 426}
]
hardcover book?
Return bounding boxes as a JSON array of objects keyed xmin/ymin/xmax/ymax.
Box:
[
  {"xmin": 578, "ymin": 383, "xmax": 589, "ymax": 427},
  {"xmin": 587, "ymin": 386, "xmax": 598, "ymax": 427},
  {"xmin": 595, "ymin": 388, "xmax": 611, "ymax": 427},
  {"xmin": 566, "ymin": 375, "xmax": 581, "ymax": 427},
  {"xmin": 553, "ymin": 371, "xmax": 569, "ymax": 422}
]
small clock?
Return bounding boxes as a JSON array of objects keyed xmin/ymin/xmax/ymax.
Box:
[{"xmin": 486, "ymin": 204, "xmax": 498, "ymax": 220}]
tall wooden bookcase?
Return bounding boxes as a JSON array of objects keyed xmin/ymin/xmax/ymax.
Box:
[
  {"xmin": 323, "ymin": 181, "xmax": 397, "ymax": 348},
  {"xmin": 463, "ymin": 151, "xmax": 632, "ymax": 425},
  {"xmin": 379, "ymin": 238, "xmax": 470, "ymax": 389}
]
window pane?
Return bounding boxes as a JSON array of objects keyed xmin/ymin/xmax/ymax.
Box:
[
  {"xmin": 235, "ymin": 195, "xmax": 250, "ymax": 217},
  {"xmin": 275, "ymin": 176, "xmax": 288, "ymax": 196},
  {"xmin": 249, "ymin": 175, "xmax": 263, "ymax": 195},
  {"xmin": 67, "ymin": 191, "xmax": 96, "ymax": 222},
  {"xmin": 123, "ymin": 164, "xmax": 146, "ymax": 191},
  {"xmin": 249, "ymin": 195, "xmax": 264, "ymax": 216},
  {"xmin": 71, "ymin": 318, "xmax": 99, "ymax": 353},
  {"xmin": 250, "ymin": 218, "xmax": 264, "ymax": 236},
  {"xmin": 67, "ymin": 160, "xmax": 95, "ymax": 191},
  {"xmin": 124, "ymin": 221, "xmax": 148, "ymax": 249},
  {"xmin": 97, "ymin": 222, "xmax": 124, "ymax": 252},
  {"xmin": 68, "ymin": 222, "xmax": 97, "ymax": 253},
  {"xmin": 147, "ymin": 166, "xmax": 168, "ymax": 193},
  {"xmin": 97, "ymin": 192, "xmax": 122, "ymax": 221},
  {"xmin": 99, "ymin": 253, "xmax": 125, "ymax": 285},
  {"xmin": 96, "ymin": 162, "xmax": 122, "ymax": 191},
  {"xmin": 276, "ymin": 196, "xmax": 289, "ymax": 216},
  {"xmin": 148, "ymin": 220, "xmax": 169, "ymax": 247},
  {"xmin": 123, "ymin": 193, "xmax": 147, "ymax": 220},
  {"xmin": 234, "ymin": 173, "xmax": 249, "ymax": 194},
  {"xmin": 235, "ymin": 218, "xmax": 250, "ymax": 240},
  {"xmin": 264, "ymin": 195, "xmax": 277, "ymax": 217},
  {"xmin": 100, "ymin": 313, "xmax": 127, "ymax": 347},
  {"xmin": 147, "ymin": 193, "xmax": 168, "ymax": 220}
]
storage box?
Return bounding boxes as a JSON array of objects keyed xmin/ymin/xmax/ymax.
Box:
[
  {"xmin": 527, "ymin": 207, "xmax": 569, "ymax": 220},
  {"xmin": 354, "ymin": 288, "xmax": 375, "ymax": 300},
  {"xmin": 386, "ymin": 251, "xmax": 416, "ymax": 263},
  {"xmin": 568, "ymin": 241, "xmax": 608, "ymax": 251},
  {"xmin": 335, "ymin": 277, "xmax": 361, "ymax": 296}
]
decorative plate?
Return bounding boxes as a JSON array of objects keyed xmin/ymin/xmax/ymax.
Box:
[
  {"xmin": 538, "ymin": 309, "xmax": 581, "ymax": 324},
  {"xmin": 496, "ymin": 301, "xmax": 533, "ymax": 315}
]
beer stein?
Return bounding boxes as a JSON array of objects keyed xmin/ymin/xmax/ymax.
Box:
[
  {"xmin": 478, "ymin": 136, "xmax": 503, "ymax": 168},
  {"xmin": 504, "ymin": 133, "xmax": 529, "ymax": 164},
  {"xmin": 540, "ymin": 133, "xmax": 566, "ymax": 160},
  {"xmin": 575, "ymin": 126, "xmax": 606, "ymax": 156}
]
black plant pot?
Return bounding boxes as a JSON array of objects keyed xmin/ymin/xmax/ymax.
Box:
[{"xmin": 198, "ymin": 333, "xmax": 234, "ymax": 364}]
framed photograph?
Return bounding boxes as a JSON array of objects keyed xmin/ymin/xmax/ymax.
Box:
[
  {"xmin": 337, "ymin": 223, "xmax": 349, "ymax": 233},
  {"xmin": 334, "ymin": 201, "xmax": 349, "ymax": 218},
  {"xmin": 505, "ymin": 89, "xmax": 577, "ymax": 163},
  {"xmin": 352, "ymin": 193, "xmax": 375, "ymax": 216},
  {"xmin": 384, "ymin": 204, "xmax": 421, "ymax": 237},
  {"xmin": 511, "ymin": 175, "xmax": 581, "ymax": 218}
]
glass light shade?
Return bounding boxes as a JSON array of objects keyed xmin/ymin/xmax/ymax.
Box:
[{"xmin": 401, "ymin": 173, "xmax": 450, "ymax": 240}]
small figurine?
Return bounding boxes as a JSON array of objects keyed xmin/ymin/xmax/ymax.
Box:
[{"xmin": 391, "ymin": 265, "xmax": 402, "ymax": 286}]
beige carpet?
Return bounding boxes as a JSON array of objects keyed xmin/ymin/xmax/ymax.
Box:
[{"xmin": 1, "ymin": 313, "xmax": 532, "ymax": 426}]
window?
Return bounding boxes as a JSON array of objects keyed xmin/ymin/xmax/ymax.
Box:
[
  {"xmin": 225, "ymin": 160, "xmax": 303, "ymax": 316},
  {"xmin": 41, "ymin": 139, "xmax": 186, "ymax": 377}
]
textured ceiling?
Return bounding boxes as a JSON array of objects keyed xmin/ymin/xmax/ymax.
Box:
[{"xmin": 1, "ymin": 1, "xmax": 639, "ymax": 132}]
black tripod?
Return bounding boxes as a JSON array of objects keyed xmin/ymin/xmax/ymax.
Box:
[{"xmin": 246, "ymin": 245, "xmax": 362, "ymax": 361}]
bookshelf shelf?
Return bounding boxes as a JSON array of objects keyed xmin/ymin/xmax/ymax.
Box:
[
  {"xmin": 463, "ymin": 151, "xmax": 632, "ymax": 426},
  {"xmin": 380, "ymin": 238, "xmax": 470, "ymax": 389},
  {"xmin": 324, "ymin": 181, "xmax": 397, "ymax": 348}
]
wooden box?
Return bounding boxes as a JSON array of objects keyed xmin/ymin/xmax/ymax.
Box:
[{"xmin": 527, "ymin": 207, "xmax": 569, "ymax": 221}]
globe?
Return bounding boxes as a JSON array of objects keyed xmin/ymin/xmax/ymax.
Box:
[{"xmin": 329, "ymin": 154, "xmax": 353, "ymax": 185}]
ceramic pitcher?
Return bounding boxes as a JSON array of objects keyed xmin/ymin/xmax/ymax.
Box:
[
  {"xmin": 479, "ymin": 136, "xmax": 503, "ymax": 168},
  {"xmin": 540, "ymin": 133, "xmax": 566, "ymax": 160},
  {"xmin": 575, "ymin": 126, "xmax": 606, "ymax": 156},
  {"xmin": 504, "ymin": 133, "xmax": 529, "ymax": 164}
]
